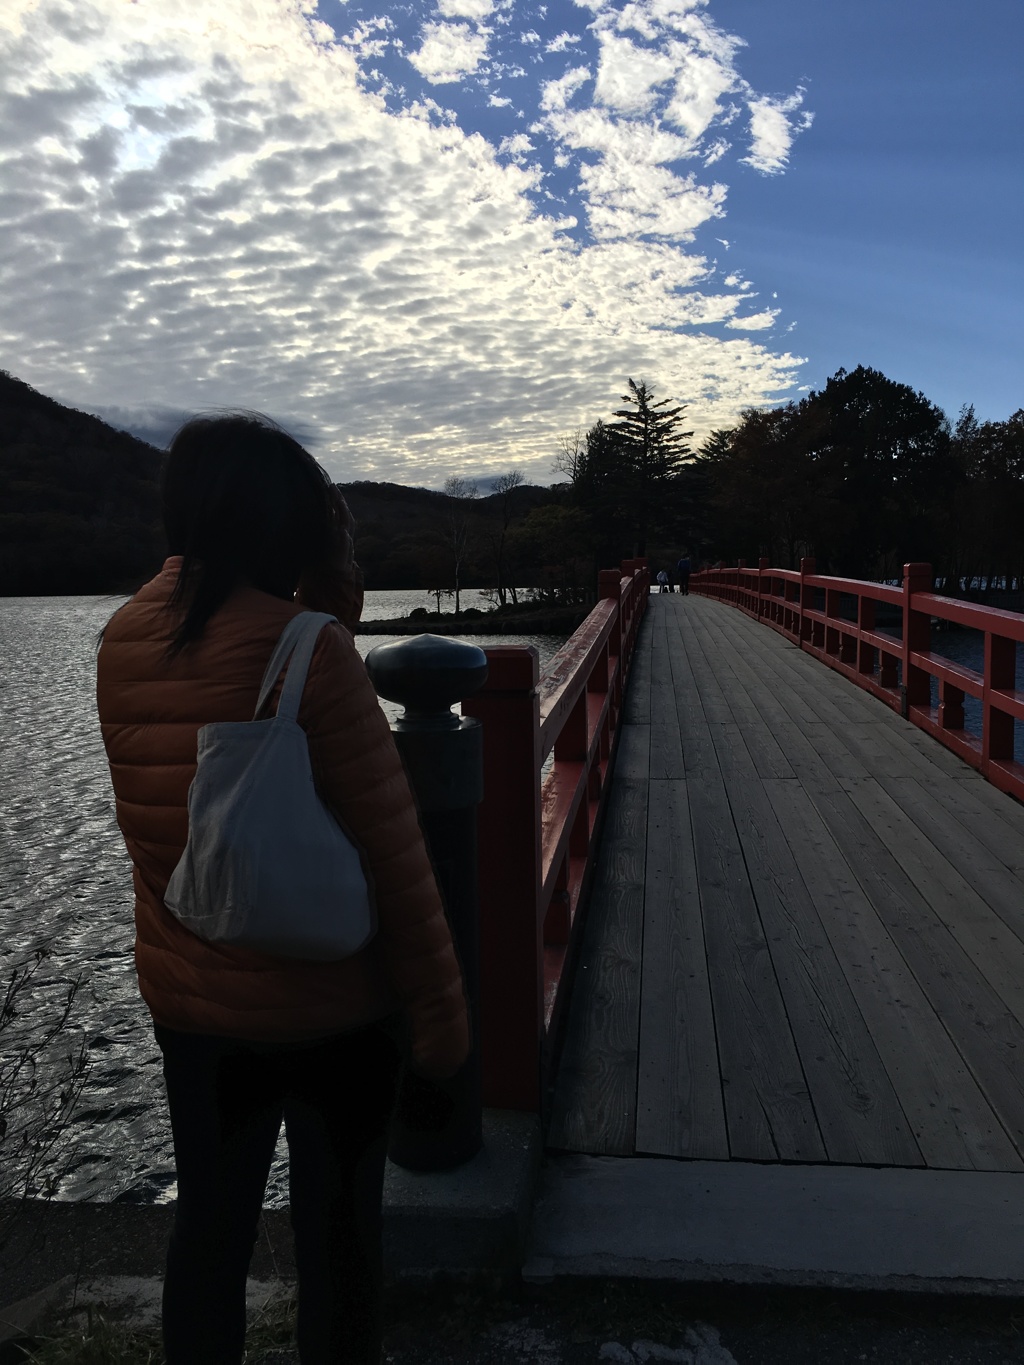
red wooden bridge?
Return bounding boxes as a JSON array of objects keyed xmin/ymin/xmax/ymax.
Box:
[{"xmin": 467, "ymin": 562, "xmax": 1024, "ymax": 1173}]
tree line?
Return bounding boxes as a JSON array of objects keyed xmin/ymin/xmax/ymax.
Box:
[
  {"xmin": 3, "ymin": 366, "xmax": 1020, "ymax": 600},
  {"xmin": 556, "ymin": 367, "xmax": 1024, "ymax": 591}
]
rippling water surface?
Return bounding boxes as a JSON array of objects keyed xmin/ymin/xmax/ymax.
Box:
[{"xmin": 0, "ymin": 593, "xmax": 564, "ymax": 1206}]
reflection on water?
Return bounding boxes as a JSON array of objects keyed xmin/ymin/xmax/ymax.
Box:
[{"xmin": 0, "ymin": 594, "xmax": 563, "ymax": 1205}]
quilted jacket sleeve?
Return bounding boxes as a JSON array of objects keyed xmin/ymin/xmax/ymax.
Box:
[{"xmin": 299, "ymin": 622, "xmax": 470, "ymax": 1079}]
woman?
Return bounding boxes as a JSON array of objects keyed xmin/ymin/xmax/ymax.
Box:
[{"xmin": 96, "ymin": 414, "xmax": 469, "ymax": 1364}]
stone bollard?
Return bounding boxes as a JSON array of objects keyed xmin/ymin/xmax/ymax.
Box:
[{"xmin": 365, "ymin": 633, "xmax": 488, "ymax": 1171}]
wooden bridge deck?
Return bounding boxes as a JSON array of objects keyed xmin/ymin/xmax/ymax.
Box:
[{"xmin": 548, "ymin": 593, "xmax": 1024, "ymax": 1171}]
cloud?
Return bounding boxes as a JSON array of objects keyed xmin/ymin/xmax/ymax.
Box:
[
  {"xmin": 340, "ymin": 16, "xmax": 393, "ymax": 63},
  {"xmin": 533, "ymin": 0, "xmax": 810, "ymax": 243},
  {"xmin": 408, "ymin": 21, "xmax": 489, "ymax": 84},
  {"xmin": 0, "ymin": 0, "xmax": 806, "ymax": 485},
  {"xmin": 498, "ymin": 131, "xmax": 534, "ymax": 163},
  {"xmin": 725, "ymin": 309, "xmax": 779, "ymax": 330},
  {"xmin": 742, "ymin": 92, "xmax": 813, "ymax": 174},
  {"xmin": 438, "ymin": 0, "xmax": 494, "ymax": 18},
  {"xmin": 592, "ymin": 31, "xmax": 677, "ymax": 114},
  {"xmin": 546, "ymin": 31, "xmax": 582, "ymax": 53},
  {"xmin": 540, "ymin": 64, "xmax": 591, "ymax": 112}
]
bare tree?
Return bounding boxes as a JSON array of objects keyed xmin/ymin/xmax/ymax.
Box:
[
  {"xmin": 1, "ymin": 948, "xmax": 90, "ymax": 1246},
  {"xmin": 553, "ymin": 427, "xmax": 586, "ymax": 484},
  {"xmin": 489, "ymin": 468, "xmax": 524, "ymax": 606},
  {"xmin": 441, "ymin": 475, "xmax": 478, "ymax": 614}
]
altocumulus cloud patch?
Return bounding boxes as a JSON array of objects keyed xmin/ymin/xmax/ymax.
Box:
[{"xmin": 0, "ymin": 0, "xmax": 810, "ymax": 485}]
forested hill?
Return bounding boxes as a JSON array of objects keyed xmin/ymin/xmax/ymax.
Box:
[
  {"xmin": 340, "ymin": 478, "xmax": 555, "ymax": 589},
  {"xmin": 0, "ymin": 372, "xmax": 559, "ymax": 596},
  {"xmin": 0, "ymin": 371, "xmax": 164, "ymax": 594}
]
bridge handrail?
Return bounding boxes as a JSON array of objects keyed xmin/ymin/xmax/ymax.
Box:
[
  {"xmin": 690, "ymin": 558, "xmax": 1024, "ymax": 804},
  {"xmin": 462, "ymin": 558, "xmax": 649, "ymax": 1111}
]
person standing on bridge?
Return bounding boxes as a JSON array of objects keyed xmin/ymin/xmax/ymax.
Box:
[
  {"xmin": 96, "ymin": 413, "xmax": 469, "ymax": 1365},
  {"xmin": 656, "ymin": 569, "xmax": 670, "ymax": 593},
  {"xmin": 676, "ymin": 554, "xmax": 691, "ymax": 595}
]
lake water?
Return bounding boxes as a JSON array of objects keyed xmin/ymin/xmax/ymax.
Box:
[{"xmin": 0, "ymin": 592, "xmax": 564, "ymax": 1207}]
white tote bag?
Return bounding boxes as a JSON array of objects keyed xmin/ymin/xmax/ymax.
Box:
[{"xmin": 164, "ymin": 611, "xmax": 376, "ymax": 960}]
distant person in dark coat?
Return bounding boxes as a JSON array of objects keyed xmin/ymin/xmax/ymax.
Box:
[{"xmin": 676, "ymin": 555, "xmax": 691, "ymax": 595}]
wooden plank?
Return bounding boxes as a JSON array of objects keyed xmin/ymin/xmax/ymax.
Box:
[
  {"xmin": 840, "ymin": 718, "xmax": 982, "ymax": 783},
  {"xmin": 547, "ymin": 722, "xmax": 648, "ymax": 1154},
  {"xmin": 687, "ymin": 781, "xmax": 826, "ymax": 1160},
  {"xmin": 704, "ymin": 599, "xmax": 987, "ymax": 784},
  {"xmin": 669, "ymin": 616, "xmax": 732, "ymax": 726},
  {"xmin": 875, "ymin": 774, "xmax": 1024, "ymax": 926},
  {"xmin": 765, "ymin": 778, "xmax": 1023, "ymax": 1171},
  {"xmin": 684, "ymin": 614, "xmax": 868, "ymax": 786},
  {"xmin": 708, "ymin": 606, "xmax": 886, "ymax": 726},
  {"xmin": 843, "ymin": 779, "xmax": 1024, "ymax": 1025},
  {"xmin": 622, "ymin": 610, "xmax": 653, "ymax": 725},
  {"xmin": 950, "ymin": 771, "xmax": 1024, "ymax": 820},
  {"xmin": 675, "ymin": 730, "xmax": 826, "ymax": 1159},
  {"xmin": 637, "ymin": 778, "xmax": 729, "ymax": 1159},
  {"xmin": 649, "ymin": 617, "xmax": 685, "ymax": 780},
  {"xmin": 709, "ymin": 614, "xmax": 900, "ymax": 749},
  {"xmin": 799, "ymin": 780, "xmax": 1024, "ymax": 1155},
  {"xmin": 707, "ymin": 725, "xmax": 923, "ymax": 1166},
  {"xmin": 667, "ymin": 616, "xmax": 825, "ymax": 1158},
  {"xmin": 680, "ymin": 630, "xmax": 796, "ymax": 778},
  {"xmin": 910, "ymin": 773, "xmax": 1024, "ymax": 876},
  {"xmin": 665, "ymin": 620, "xmax": 721, "ymax": 780}
]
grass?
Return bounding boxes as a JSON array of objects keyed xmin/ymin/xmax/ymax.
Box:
[
  {"xmin": 10, "ymin": 1276, "xmax": 1024, "ymax": 1363},
  {"xmin": 11, "ymin": 1291, "xmax": 298, "ymax": 1364}
]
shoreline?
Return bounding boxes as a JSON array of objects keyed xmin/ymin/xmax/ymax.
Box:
[{"xmin": 355, "ymin": 606, "xmax": 590, "ymax": 636}]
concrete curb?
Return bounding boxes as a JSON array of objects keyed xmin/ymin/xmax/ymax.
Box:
[
  {"xmin": 0, "ymin": 1275, "xmax": 76, "ymax": 1352},
  {"xmin": 0, "ymin": 1275, "xmax": 287, "ymax": 1338},
  {"xmin": 523, "ymin": 1154, "xmax": 1024, "ymax": 1295}
]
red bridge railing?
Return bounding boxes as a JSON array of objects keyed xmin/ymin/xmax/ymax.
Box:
[
  {"xmin": 691, "ymin": 557, "xmax": 1024, "ymax": 804},
  {"xmin": 463, "ymin": 559, "xmax": 649, "ymax": 1111}
]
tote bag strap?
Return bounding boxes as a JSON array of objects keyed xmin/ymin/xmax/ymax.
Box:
[{"xmin": 253, "ymin": 612, "xmax": 337, "ymax": 722}]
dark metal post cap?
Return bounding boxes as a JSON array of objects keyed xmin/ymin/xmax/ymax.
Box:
[{"xmin": 365, "ymin": 633, "xmax": 489, "ymax": 730}]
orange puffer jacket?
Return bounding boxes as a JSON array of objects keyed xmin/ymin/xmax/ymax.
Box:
[{"xmin": 96, "ymin": 559, "xmax": 469, "ymax": 1077}]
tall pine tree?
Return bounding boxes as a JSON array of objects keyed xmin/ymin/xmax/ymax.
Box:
[{"xmin": 608, "ymin": 378, "xmax": 693, "ymax": 555}]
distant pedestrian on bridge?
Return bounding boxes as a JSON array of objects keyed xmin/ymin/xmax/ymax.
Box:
[
  {"xmin": 656, "ymin": 569, "xmax": 670, "ymax": 593},
  {"xmin": 676, "ymin": 554, "xmax": 691, "ymax": 595}
]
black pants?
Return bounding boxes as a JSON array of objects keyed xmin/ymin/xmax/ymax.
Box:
[{"xmin": 155, "ymin": 1019, "xmax": 402, "ymax": 1365}]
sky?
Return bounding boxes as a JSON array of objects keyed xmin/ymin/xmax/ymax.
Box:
[{"xmin": 1, "ymin": 0, "xmax": 1020, "ymax": 488}]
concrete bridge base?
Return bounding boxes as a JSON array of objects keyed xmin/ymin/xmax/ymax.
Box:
[{"xmin": 383, "ymin": 1108, "xmax": 543, "ymax": 1280}]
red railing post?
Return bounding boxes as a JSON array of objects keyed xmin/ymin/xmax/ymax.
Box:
[
  {"xmin": 939, "ymin": 680, "xmax": 966, "ymax": 731},
  {"xmin": 461, "ymin": 648, "xmax": 542, "ymax": 1111},
  {"xmin": 758, "ymin": 557, "xmax": 769, "ymax": 622},
  {"xmin": 799, "ymin": 557, "xmax": 816, "ymax": 644},
  {"xmin": 983, "ymin": 631, "xmax": 1016, "ymax": 763},
  {"xmin": 825, "ymin": 582, "xmax": 840, "ymax": 657},
  {"xmin": 902, "ymin": 562, "xmax": 933, "ymax": 718},
  {"xmin": 858, "ymin": 590, "xmax": 876, "ymax": 679}
]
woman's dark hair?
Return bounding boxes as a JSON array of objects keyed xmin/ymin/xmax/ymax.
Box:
[{"xmin": 162, "ymin": 412, "xmax": 343, "ymax": 654}]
